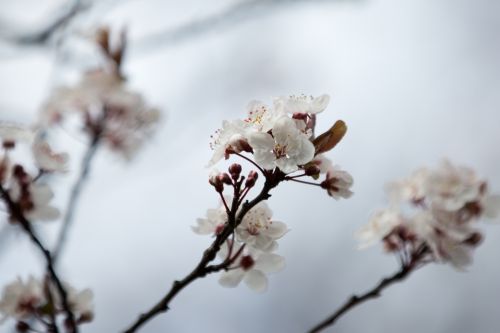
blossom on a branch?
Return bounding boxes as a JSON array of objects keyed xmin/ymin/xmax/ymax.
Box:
[
  {"xmin": 0, "ymin": 276, "xmax": 94, "ymax": 328},
  {"xmin": 357, "ymin": 160, "xmax": 499, "ymax": 269}
]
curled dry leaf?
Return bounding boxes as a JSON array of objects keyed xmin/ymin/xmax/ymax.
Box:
[{"xmin": 312, "ymin": 120, "xmax": 347, "ymax": 155}]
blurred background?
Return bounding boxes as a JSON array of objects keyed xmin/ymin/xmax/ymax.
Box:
[{"xmin": 1, "ymin": 0, "xmax": 499, "ymax": 332}]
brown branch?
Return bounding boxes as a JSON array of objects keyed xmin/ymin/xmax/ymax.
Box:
[
  {"xmin": 308, "ymin": 248, "xmax": 429, "ymax": 333},
  {"xmin": 0, "ymin": 185, "xmax": 78, "ymax": 333},
  {"xmin": 122, "ymin": 171, "xmax": 284, "ymax": 333}
]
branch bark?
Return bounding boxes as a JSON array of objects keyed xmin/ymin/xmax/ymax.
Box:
[
  {"xmin": 308, "ymin": 248, "xmax": 428, "ymax": 333},
  {"xmin": 52, "ymin": 133, "xmax": 100, "ymax": 262},
  {"xmin": 122, "ymin": 171, "xmax": 283, "ymax": 333},
  {"xmin": 0, "ymin": 185, "xmax": 78, "ymax": 333}
]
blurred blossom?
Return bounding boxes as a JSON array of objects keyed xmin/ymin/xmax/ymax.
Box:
[{"xmin": 357, "ymin": 160, "xmax": 500, "ymax": 269}]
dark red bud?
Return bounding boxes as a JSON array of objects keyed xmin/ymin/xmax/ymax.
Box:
[
  {"xmin": 229, "ymin": 163, "xmax": 242, "ymax": 180},
  {"xmin": 245, "ymin": 171, "xmax": 258, "ymax": 188},
  {"xmin": 209, "ymin": 175, "xmax": 224, "ymax": 193},
  {"xmin": 219, "ymin": 173, "xmax": 232, "ymax": 185}
]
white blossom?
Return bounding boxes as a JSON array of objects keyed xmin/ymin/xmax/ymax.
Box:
[
  {"xmin": 32, "ymin": 137, "xmax": 69, "ymax": 172},
  {"xmin": 274, "ymin": 94, "xmax": 330, "ymax": 115},
  {"xmin": 426, "ymin": 160, "xmax": 482, "ymax": 211},
  {"xmin": 321, "ymin": 165, "xmax": 354, "ymax": 199},
  {"xmin": 248, "ymin": 116, "xmax": 314, "ymax": 173},
  {"xmin": 66, "ymin": 286, "xmax": 94, "ymax": 321},
  {"xmin": 218, "ymin": 249, "xmax": 285, "ymax": 293},
  {"xmin": 0, "ymin": 276, "xmax": 44, "ymax": 322},
  {"xmin": 9, "ymin": 181, "xmax": 60, "ymax": 222},
  {"xmin": 357, "ymin": 161, "xmax": 498, "ymax": 269},
  {"xmin": 41, "ymin": 70, "xmax": 160, "ymax": 159},
  {"xmin": 245, "ymin": 100, "xmax": 285, "ymax": 133},
  {"xmin": 356, "ymin": 209, "xmax": 403, "ymax": 249},
  {"xmin": 236, "ymin": 201, "xmax": 288, "ymax": 252},
  {"xmin": 208, "ymin": 120, "xmax": 251, "ymax": 167},
  {"xmin": 0, "ymin": 124, "xmax": 34, "ymax": 146},
  {"xmin": 192, "ymin": 205, "xmax": 227, "ymax": 235}
]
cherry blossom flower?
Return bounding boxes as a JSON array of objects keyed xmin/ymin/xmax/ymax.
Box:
[
  {"xmin": 0, "ymin": 124, "xmax": 34, "ymax": 148},
  {"xmin": 356, "ymin": 209, "xmax": 404, "ymax": 249},
  {"xmin": 426, "ymin": 161, "xmax": 482, "ymax": 211},
  {"xmin": 208, "ymin": 120, "xmax": 252, "ymax": 166},
  {"xmin": 218, "ymin": 249, "xmax": 285, "ymax": 293},
  {"xmin": 236, "ymin": 201, "xmax": 288, "ymax": 252},
  {"xmin": 0, "ymin": 276, "xmax": 43, "ymax": 322},
  {"xmin": 8, "ymin": 167, "xmax": 60, "ymax": 222},
  {"xmin": 245, "ymin": 100, "xmax": 285, "ymax": 133},
  {"xmin": 357, "ymin": 161, "xmax": 499, "ymax": 269},
  {"xmin": 41, "ymin": 70, "xmax": 160, "ymax": 159},
  {"xmin": 321, "ymin": 165, "xmax": 354, "ymax": 199},
  {"xmin": 248, "ymin": 116, "xmax": 315, "ymax": 173},
  {"xmin": 275, "ymin": 94, "xmax": 330, "ymax": 115},
  {"xmin": 63, "ymin": 285, "xmax": 94, "ymax": 323},
  {"xmin": 192, "ymin": 205, "xmax": 227, "ymax": 235},
  {"xmin": 32, "ymin": 137, "xmax": 69, "ymax": 172}
]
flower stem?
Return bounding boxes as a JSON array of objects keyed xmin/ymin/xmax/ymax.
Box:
[{"xmin": 234, "ymin": 152, "xmax": 266, "ymax": 175}]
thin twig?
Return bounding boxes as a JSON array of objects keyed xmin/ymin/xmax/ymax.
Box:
[
  {"xmin": 0, "ymin": 0, "xmax": 88, "ymax": 46},
  {"xmin": 122, "ymin": 171, "xmax": 284, "ymax": 333},
  {"xmin": 0, "ymin": 185, "xmax": 78, "ymax": 333},
  {"xmin": 234, "ymin": 152, "xmax": 266, "ymax": 175},
  {"xmin": 286, "ymin": 178, "xmax": 322, "ymax": 187},
  {"xmin": 308, "ymin": 249, "xmax": 428, "ymax": 333},
  {"xmin": 52, "ymin": 133, "xmax": 100, "ymax": 262}
]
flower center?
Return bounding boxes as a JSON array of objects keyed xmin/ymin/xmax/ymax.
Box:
[
  {"xmin": 240, "ymin": 255, "xmax": 255, "ymax": 271},
  {"xmin": 273, "ymin": 143, "xmax": 287, "ymax": 159}
]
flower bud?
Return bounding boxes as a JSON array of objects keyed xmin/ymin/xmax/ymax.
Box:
[
  {"xmin": 218, "ymin": 173, "xmax": 232, "ymax": 185},
  {"xmin": 209, "ymin": 172, "xmax": 224, "ymax": 193},
  {"xmin": 229, "ymin": 163, "xmax": 242, "ymax": 180},
  {"xmin": 245, "ymin": 170, "xmax": 258, "ymax": 188}
]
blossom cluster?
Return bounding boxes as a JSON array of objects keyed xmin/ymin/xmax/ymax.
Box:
[
  {"xmin": 208, "ymin": 94, "xmax": 353, "ymax": 198},
  {"xmin": 194, "ymin": 94, "xmax": 354, "ymax": 292},
  {"xmin": 194, "ymin": 196, "xmax": 287, "ymax": 292},
  {"xmin": 357, "ymin": 161, "xmax": 500, "ymax": 269},
  {"xmin": 0, "ymin": 124, "xmax": 67, "ymax": 222},
  {"xmin": 0, "ymin": 276, "xmax": 93, "ymax": 330},
  {"xmin": 40, "ymin": 28, "xmax": 160, "ymax": 160}
]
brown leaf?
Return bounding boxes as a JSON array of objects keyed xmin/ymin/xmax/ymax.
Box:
[{"xmin": 312, "ymin": 120, "xmax": 347, "ymax": 155}]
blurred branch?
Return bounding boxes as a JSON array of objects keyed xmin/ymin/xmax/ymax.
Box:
[
  {"xmin": 52, "ymin": 118, "xmax": 103, "ymax": 263},
  {"xmin": 0, "ymin": 184, "xmax": 78, "ymax": 333},
  {"xmin": 122, "ymin": 170, "xmax": 284, "ymax": 333},
  {"xmin": 0, "ymin": 0, "xmax": 89, "ymax": 46},
  {"xmin": 131, "ymin": 0, "xmax": 361, "ymax": 56},
  {"xmin": 307, "ymin": 247, "xmax": 429, "ymax": 333}
]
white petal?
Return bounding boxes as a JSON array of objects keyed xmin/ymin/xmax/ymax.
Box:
[
  {"xmin": 311, "ymin": 94, "xmax": 330, "ymax": 114},
  {"xmin": 243, "ymin": 270, "xmax": 267, "ymax": 293},
  {"xmin": 218, "ymin": 269, "xmax": 244, "ymax": 288},
  {"xmin": 266, "ymin": 221, "xmax": 288, "ymax": 239},
  {"xmin": 254, "ymin": 253, "xmax": 285, "ymax": 273},
  {"xmin": 483, "ymin": 195, "xmax": 500, "ymax": 219}
]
